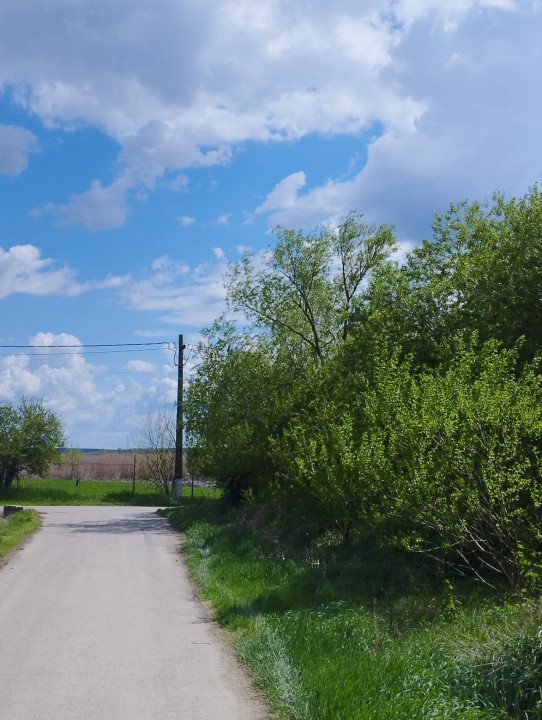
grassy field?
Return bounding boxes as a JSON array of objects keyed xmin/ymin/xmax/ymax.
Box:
[
  {"xmin": 163, "ymin": 493, "xmax": 542, "ymax": 720},
  {"xmin": 0, "ymin": 509, "xmax": 40, "ymax": 559},
  {"xmin": 0, "ymin": 478, "xmax": 175, "ymax": 506}
]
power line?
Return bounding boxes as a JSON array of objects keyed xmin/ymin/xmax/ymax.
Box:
[
  {"xmin": 0, "ymin": 342, "xmax": 170, "ymax": 349},
  {"xmin": 14, "ymin": 369, "xmax": 177, "ymax": 376},
  {"xmin": 0, "ymin": 348, "xmax": 172, "ymax": 357}
]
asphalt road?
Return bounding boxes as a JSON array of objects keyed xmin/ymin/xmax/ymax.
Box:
[{"xmin": 0, "ymin": 506, "xmax": 266, "ymax": 720}]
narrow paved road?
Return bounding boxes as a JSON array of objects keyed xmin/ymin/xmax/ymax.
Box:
[{"xmin": 0, "ymin": 506, "xmax": 266, "ymax": 720}]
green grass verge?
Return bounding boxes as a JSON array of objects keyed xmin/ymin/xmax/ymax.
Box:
[
  {"xmin": 0, "ymin": 478, "xmax": 175, "ymax": 506},
  {"xmin": 164, "ymin": 494, "xmax": 542, "ymax": 720},
  {"xmin": 0, "ymin": 509, "xmax": 40, "ymax": 558}
]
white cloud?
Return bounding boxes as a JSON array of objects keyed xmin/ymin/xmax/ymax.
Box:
[
  {"xmin": 0, "ymin": 244, "xmax": 129, "ymax": 298},
  {"xmin": 256, "ymin": 171, "xmax": 306, "ymax": 215},
  {"xmin": 178, "ymin": 215, "xmax": 195, "ymax": 226},
  {"xmin": 236, "ymin": 244, "xmax": 252, "ymax": 254},
  {"xmin": 0, "ymin": 124, "xmax": 38, "ymax": 174},
  {"xmin": 0, "ymin": 0, "xmax": 535, "ymax": 234},
  {"xmin": 0, "ymin": 1, "xmax": 422, "ymax": 228},
  {"xmin": 251, "ymin": 2, "xmax": 542, "ymax": 240},
  {"xmin": 0, "ymin": 331, "xmax": 178, "ymax": 447},
  {"xmin": 0, "ymin": 244, "xmax": 80, "ymax": 298},
  {"xmin": 124, "ymin": 360, "xmax": 157, "ymax": 373},
  {"xmin": 119, "ymin": 252, "xmax": 227, "ymax": 327},
  {"xmin": 43, "ymin": 178, "xmax": 129, "ymax": 231}
]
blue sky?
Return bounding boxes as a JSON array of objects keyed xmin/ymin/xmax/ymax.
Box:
[{"xmin": 1, "ymin": 0, "xmax": 541, "ymax": 447}]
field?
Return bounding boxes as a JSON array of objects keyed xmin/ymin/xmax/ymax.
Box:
[
  {"xmin": 47, "ymin": 451, "xmax": 139, "ymax": 482},
  {"xmin": 0, "ymin": 477, "xmax": 174, "ymax": 506}
]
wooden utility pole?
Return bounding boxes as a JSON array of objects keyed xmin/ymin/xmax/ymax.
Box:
[{"xmin": 174, "ymin": 334, "xmax": 185, "ymax": 498}]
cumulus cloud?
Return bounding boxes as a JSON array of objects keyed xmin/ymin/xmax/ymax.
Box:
[
  {"xmin": 0, "ymin": 1, "xmax": 422, "ymax": 228},
  {"xmin": 124, "ymin": 360, "xmax": 157, "ymax": 373},
  {"xmin": 251, "ymin": 2, "xmax": 542, "ymax": 240},
  {"xmin": 256, "ymin": 172, "xmax": 306, "ymax": 215},
  {"xmin": 119, "ymin": 252, "xmax": 227, "ymax": 327},
  {"xmin": 0, "ymin": 244, "xmax": 81, "ymax": 298},
  {"xmin": 42, "ymin": 178, "xmax": 129, "ymax": 231},
  {"xmin": 0, "ymin": 0, "xmax": 537, "ymax": 234},
  {"xmin": 0, "ymin": 124, "xmax": 38, "ymax": 174},
  {"xmin": 0, "ymin": 331, "xmax": 177, "ymax": 447},
  {"xmin": 0, "ymin": 244, "xmax": 129, "ymax": 298}
]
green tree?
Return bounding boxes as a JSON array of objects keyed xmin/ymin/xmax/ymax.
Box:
[
  {"xmin": 185, "ymin": 320, "xmax": 305, "ymax": 502},
  {"xmin": 364, "ymin": 185, "xmax": 542, "ymax": 370},
  {"xmin": 226, "ymin": 211, "xmax": 396, "ymax": 360},
  {"xmin": 0, "ymin": 398, "xmax": 65, "ymax": 488}
]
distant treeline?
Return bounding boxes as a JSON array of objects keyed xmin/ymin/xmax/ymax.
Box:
[{"xmin": 185, "ymin": 187, "xmax": 542, "ymax": 591}]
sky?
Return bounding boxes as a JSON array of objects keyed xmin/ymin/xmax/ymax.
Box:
[{"xmin": 1, "ymin": 0, "xmax": 541, "ymax": 448}]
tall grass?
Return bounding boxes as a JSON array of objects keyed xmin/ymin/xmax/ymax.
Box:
[{"xmin": 165, "ymin": 495, "xmax": 542, "ymax": 720}]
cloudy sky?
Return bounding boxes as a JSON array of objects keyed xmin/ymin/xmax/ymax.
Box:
[{"xmin": 1, "ymin": 0, "xmax": 540, "ymax": 447}]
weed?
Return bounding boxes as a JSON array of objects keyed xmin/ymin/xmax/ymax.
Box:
[{"xmin": 0, "ymin": 509, "xmax": 40, "ymax": 558}]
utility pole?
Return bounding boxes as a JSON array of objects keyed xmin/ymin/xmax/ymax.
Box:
[{"xmin": 174, "ymin": 334, "xmax": 185, "ymax": 499}]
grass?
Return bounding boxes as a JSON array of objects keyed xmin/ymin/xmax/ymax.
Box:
[
  {"xmin": 0, "ymin": 477, "xmax": 176, "ymax": 506},
  {"xmin": 0, "ymin": 509, "xmax": 40, "ymax": 558},
  {"xmin": 164, "ymin": 494, "xmax": 542, "ymax": 720}
]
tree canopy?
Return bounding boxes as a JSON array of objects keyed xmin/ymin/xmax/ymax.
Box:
[
  {"xmin": 186, "ymin": 187, "xmax": 542, "ymax": 591},
  {"xmin": 0, "ymin": 398, "xmax": 65, "ymax": 488}
]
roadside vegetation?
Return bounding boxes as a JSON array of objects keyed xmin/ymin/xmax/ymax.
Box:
[
  {"xmin": 186, "ymin": 186, "xmax": 542, "ymax": 594},
  {"xmin": 0, "ymin": 509, "xmax": 40, "ymax": 559},
  {"xmin": 181, "ymin": 186, "xmax": 542, "ymax": 717},
  {"xmin": 165, "ymin": 492, "xmax": 542, "ymax": 720}
]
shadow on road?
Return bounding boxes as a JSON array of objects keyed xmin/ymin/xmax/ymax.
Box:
[{"xmin": 43, "ymin": 512, "xmax": 178, "ymax": 536}]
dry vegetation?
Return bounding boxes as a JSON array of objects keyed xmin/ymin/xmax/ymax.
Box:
[{"xmin": 48, "ymin": 451, "xmax": 138, "ymax": 482}]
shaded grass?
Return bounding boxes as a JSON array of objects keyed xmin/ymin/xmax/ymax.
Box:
[
  {"xmin": 0, "ymin": 509, "xmax": 40, "ymax": 558},
  {"xmin": 0, "ymin": 478, "xmax": 176, "ymax": 506},
  {"xmin": 164, "ymin": 495, "xmax": 542, "ymax": 720}
]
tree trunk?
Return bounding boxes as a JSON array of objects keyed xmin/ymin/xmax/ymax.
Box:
[{"xmin": 1, "ymin": 461, "xmax": 18, "ymax": 489}]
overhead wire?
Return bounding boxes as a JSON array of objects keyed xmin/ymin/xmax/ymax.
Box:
[
  {"xmin": 0, "ymin": 348, "xmax": 172, "ymax": 358},
  {"xmin": 0, "ymin": 342, "xmax": 169, "ymax": 349},
  {"xmin": 0, "ymin": 339, "xmax": 196, "ymax": 372}
]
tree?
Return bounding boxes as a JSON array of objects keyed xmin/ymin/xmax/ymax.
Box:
[
  {"xmin": 185, "ymin": 319, "xmax": 303, "ymax": 502},
  {"xmin": 363, "ymin": 184, "xmax": 542, "ymax": 370},
  {"xmin": 226, "ymin": 211, "xmax": 396, "ymax": 360},
  {"xmin": 63, "ymin": 447, "xmax": 84, "ymax": 483},
  {"xmin": 133, "ymin": 407, "xmax": 176, "ymax": 495},
  {"xmin": 0, "ymin": 398, "xmax": 65, "ymax": 488},
  {"xmin": 187, "ymin": 213, "xmax": 395, "ymax": 503}
]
